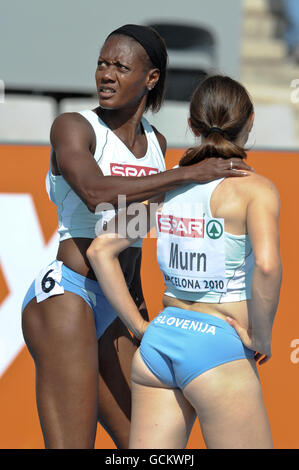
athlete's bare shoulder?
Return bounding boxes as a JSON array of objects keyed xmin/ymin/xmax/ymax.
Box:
[
  {"xmin": 214, "ymin": 170, "xmax": 280, "ymax": 215},
  {"xmin": 242, "ymin": 171, "xmax": 279, "ymax": 197},
  {"xmin": 222, "ymin": 168, "xmax": 278, "ymax": 195},
  {"xmin": 50, "ymin": 112, "xmax": 96, "ymax": 149},
  {"xmin": 232, "ymin": 171, "xmax": 280, "ymax": 214}
]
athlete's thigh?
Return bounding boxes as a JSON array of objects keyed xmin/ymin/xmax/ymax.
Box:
[
  {"xmin": 22, "ymin": 292, "xmax": 99, "ymax": 448},
  {"xmin": 129, "ymin": 349, "xmax": 196, "ymax": 449},
  {"xmin": 97, "ymin": 317, "xmax": 137, "ymax": 449},
  {"xmin": 183, "ymin": 358, "xmax": 273, "ymax": 449},
  {"xmin": 22, "ymin": 291, "xmax": 98, "ymax": 360}
]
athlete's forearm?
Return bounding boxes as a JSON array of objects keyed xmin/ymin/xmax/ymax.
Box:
[
  {"xmin": 85, "ymin": 166, "xmax": 189, "ymax": 211},
  {"xmin": 128, "ymin": 251, "xmax": 149, "ymax": 319},
  {"xmin": 99, "ymin": 259, "xmax": 147, "ymax": 339},
  {"xmin": 247, "ymin": 262, "xmax": 282, "ymax": 353},
  {"xmin": 63, "ymin": 154, "xmax": 251, "ymax": 213},
  {"xmin": 84, "ymin": 158, "xmax": 252, "ymax": 212},
  {"xmin": 87, "ymin": 241, "xmax": 148, "ymax": 339}
]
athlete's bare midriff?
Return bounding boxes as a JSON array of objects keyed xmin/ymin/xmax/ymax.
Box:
[
  {"xmin": 57, "ymin": 237, "xmax": 141, "ymax": 284},
  {"xmin": 162, "ymin": 294, "xmax": 250, "ymax": 331}
]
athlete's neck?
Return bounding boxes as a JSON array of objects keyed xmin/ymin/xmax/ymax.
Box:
[{"xmin": 95, "ymin": 103, "xmax": 146, "ymax": 147}]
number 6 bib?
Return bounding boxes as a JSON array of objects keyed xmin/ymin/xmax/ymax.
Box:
[{"xmin": 35, "ymin": 260, "xmax": 65, "ymax": 303}]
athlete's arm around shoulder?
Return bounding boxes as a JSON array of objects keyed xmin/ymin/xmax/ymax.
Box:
[{"xmin": 51, "ymin": 113, "xmax": 252, "ymax": 214}]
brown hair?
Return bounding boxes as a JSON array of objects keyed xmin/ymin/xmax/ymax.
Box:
[{"xmin": 179, "ymin": 75, "xmax": 254, "ymax": 167}]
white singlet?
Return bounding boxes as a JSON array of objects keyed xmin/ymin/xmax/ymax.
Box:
[
  {"xmin": 156, "ymin": 178, "xmax": 254, "ymax": 303},
  {"xmin": 46, "ymin": 110, "xmax": 166, "ymax": 246}
]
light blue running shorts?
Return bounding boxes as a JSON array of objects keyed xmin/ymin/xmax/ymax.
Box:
[
  {"xmin": 140, "ymin": 306, "xmax": 255, "ymax": 389},
  {"xmin": 21, "ymin": 260, "xmax": 118, "ymax": 339}
]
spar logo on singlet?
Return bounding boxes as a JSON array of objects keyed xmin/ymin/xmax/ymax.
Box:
[
  {"xmin": 110, "ymin": 162, "xmax": 159, "ymax": 177},
  {"xmin": 157, "ymin": 213, "xmax": 205, "ymax": 238}
]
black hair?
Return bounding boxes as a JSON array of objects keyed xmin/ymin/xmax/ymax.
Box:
[{"xmin": 107, "ymin": 24, "xmax": 168, "ymax": 112}]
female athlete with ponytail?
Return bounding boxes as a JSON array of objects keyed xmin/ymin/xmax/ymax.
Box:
[{"xmin": 87, "ymin": 75, "xmax": 282, "ymax": 449}]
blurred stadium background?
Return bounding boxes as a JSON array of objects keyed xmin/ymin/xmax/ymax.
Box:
[
  {"xmin": 1, "ymin": 0, "xmax": 298, "ymax": 148},
  {"xmin": 1, "ymin": 0, "xmax": 299, "ymax": 449}
]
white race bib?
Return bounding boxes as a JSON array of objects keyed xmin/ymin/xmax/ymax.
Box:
[
  {"xmin": 156, "ymin": 213, "xmax": 226, "ymax": 293},
  {"xmin": 35, "ymin": 260, "xmax": 64, "ymax": 303}
]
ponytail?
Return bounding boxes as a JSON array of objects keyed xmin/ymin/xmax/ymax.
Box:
[
  {"xmin": 179, "ymin": 75, "xmax": 253, "ymax": 167},
  {"xmin": 180, "ymin": 131, "xmax": 247, "ymax": 167}
]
